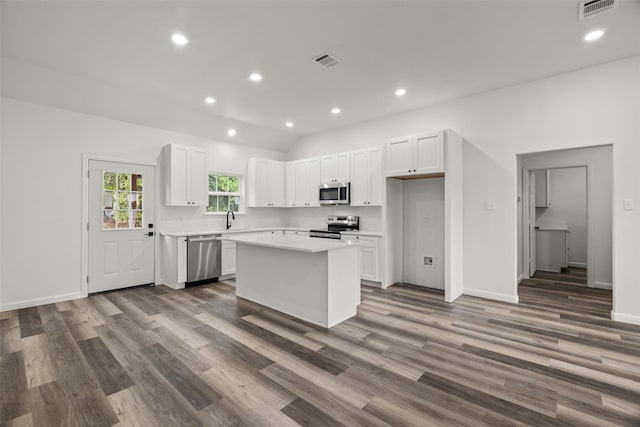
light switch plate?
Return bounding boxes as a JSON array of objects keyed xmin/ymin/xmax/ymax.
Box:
[
  {"xmin": 623, "ymin": 198, "xmax": 634, "ymax": 210},
  {"xmin": 485, "ymin": 201, "xmax": 497, "ymax": 211}
]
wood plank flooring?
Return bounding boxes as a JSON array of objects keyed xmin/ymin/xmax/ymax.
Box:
[{"xmin": 1, "ymin": 280, "xmax": 639, "ymax": 426}]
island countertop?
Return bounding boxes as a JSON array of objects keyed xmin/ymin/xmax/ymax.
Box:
[{"xmin": 223, "ymin": 234, "xmax": 356, "ymax": 253}]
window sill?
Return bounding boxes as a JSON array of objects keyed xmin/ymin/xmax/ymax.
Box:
[{"xmin": 203, "ymin": 211, "xmax": 246, "ymax": 216}]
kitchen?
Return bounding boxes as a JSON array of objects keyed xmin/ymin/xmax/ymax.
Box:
[{"xmin": 2, "ymin": 1, "xmax": 640, "ymax": 426}]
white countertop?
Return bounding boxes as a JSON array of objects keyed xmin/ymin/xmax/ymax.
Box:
[
  {"xmin": 160, "ymin": 227, "xmax": 308, "ymax": 238},
  {"xmin": 160, "ymin": 226, "xmax": 382, "ymax": 238},
  {"xmin": 225, "ymin": 234, "xmax": 358, "ymax": 253}
]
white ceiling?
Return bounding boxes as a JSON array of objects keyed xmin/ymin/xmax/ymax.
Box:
[{"xmin": 2, "ymin": 1, "xmax": 640, "ymax": 152}]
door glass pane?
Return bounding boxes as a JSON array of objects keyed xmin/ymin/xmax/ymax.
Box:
[
  {"xmin": 102, "ymin": 171, "xmax": 144, "ymax": 230},
  {"xmin": 104, "ymin": 172, "xmax": 116, "ymax": 190},
  {"xmin": 103, "ymin": 210, "xmax": 115, "ymax": 229},
  {"xmin": 116, "ymin": 210, "xmax": 129, "ymax": 229},
  {"xmin": 117, "ymin": 173, "xmax": 130, "ymax": 191}
]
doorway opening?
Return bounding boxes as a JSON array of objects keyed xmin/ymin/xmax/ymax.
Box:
[{"xmin": 517, "ymin": 145, "xmax": 613, "ymax": 314}]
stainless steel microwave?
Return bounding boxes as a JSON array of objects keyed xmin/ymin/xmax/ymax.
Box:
[{"xmin": 319, "ymin": 182, "xmax": 350, "ymax": 205}]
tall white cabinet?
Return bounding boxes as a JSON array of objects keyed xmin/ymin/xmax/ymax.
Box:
[
  {"xmin": 247, "ymin": 158, "xmax": 285, "ymax": 207},
  {"xmin": 163, "ymin": 144, "xmax": 208, "ymax": 206},
  {"xmin": 350, "ymin": 147, "xmax": 382, "ymax": 206},
  {"xmin": 385, "ymin": 131, "xmax": 444, "ymax": 177}
]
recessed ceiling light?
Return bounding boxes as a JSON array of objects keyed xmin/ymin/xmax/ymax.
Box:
[
  {"xmin": 285, "ymin": 122, "xmax": 294, "ymax": 128},
  {"xmin": 331, "ymin": 107, "xmax": 341, "ymax": 115},
  {"xmin": 227, "ymin": 129, "xmax": 237, "ymax": 136},
  {"xmin": 584, "ymin": 29, "xmax": 604, "ymax": 41},
  {"xmin": 248, "ymin": 73, "xmax": 263, "ymax": 82},
  {"xmin": 395, "ymin": 88, "xmax": 407, "ymax": 97},
  {"xmin": 204, "ymin": 97, "xmax": 216, "ymax": 104},
  {"xmin": 171, "ymin": 33, "xmax": 189, "ymax": 46}
]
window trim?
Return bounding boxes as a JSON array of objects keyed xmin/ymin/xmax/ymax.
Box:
[{"xmin": 204, "ymin": 171, "xmax": 245, "ymax": 215}]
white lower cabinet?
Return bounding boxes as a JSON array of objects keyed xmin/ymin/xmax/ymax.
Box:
[
  {"xmin": 341, "ymin": 235, "xmax": 379, "ymax": 282},
  {"xmin": 221, "ymin": 240, "xmax": 236, "ymax": 276}
]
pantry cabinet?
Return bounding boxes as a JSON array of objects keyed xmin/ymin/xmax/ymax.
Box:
[
  {"xmin": 385, "ymin": 131, "xmax": 444, "ymax": 177},
  {"xmin": 321, "ymin": 152, "xmax": 351, "ymax": 183},
  {"xmin": 350, "ymin": 147, "xmax": 382, "ymax": 206},
  {"xmin": 163, "ymin": 143, "xmax": 208, "ymax": 206},
  {"xmin": 247, "ymin": 158, "xmax": 285, "ymax": 207}
]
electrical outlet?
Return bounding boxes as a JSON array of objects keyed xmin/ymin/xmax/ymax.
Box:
[
  {"xmin": 485, "ymin": 201, "xmax": 497, "ymax": 211},
  {"xmin": 423, "ymin": 216, "xmax": 428, "ymax": 224},
  {"xmin": 423, "ymin": 256, "xmax": 434, "ymax": 267},
  {"xmin": 623, "ymin": 198, "xmax": 634, "ymax": 210}
]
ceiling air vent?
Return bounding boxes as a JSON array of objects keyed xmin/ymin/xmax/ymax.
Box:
[
  {"xmin": 313, "ymin": 52, "xmax": 340, "ymax": 68},
  {"xmin": 579, "ymin": 0, "xmax": 618, "ymax": 20}
]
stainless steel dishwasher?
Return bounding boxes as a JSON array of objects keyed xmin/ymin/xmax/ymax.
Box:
[{"xmin": 186, "ymin": 235, "xmax": 221, "ymax": 285}]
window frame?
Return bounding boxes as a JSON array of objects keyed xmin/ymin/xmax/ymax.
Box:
[{"xmin": 204, "ymin": 171, "xmax": 245, "ymax": 215}]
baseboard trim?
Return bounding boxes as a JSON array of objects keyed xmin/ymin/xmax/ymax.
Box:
[
  {"xmin": 0, "ymin": 292, "xmax": 84, "ymax": 312},
  {"xmin": 517, "ymin": 273, "xmax": 524, "ymax": 285},
  {"xmin": 611, "ymin": 311, "xmax": 640, "ymax": 326},
  {"xmin": 568, "ymin": 262, "xmax": 587, "ymax": 268},
  {"xmin": 463, "ymin": 288, "xmax": 519, "ymax": 304},
  {"xmin": 592, "ymin": 281, "xmax": 612, "ymax": 290}
]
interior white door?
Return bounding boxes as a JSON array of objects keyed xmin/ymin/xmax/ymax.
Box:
[
  {"xmin": 529, "ymin": 171, "xmax": 537, "ymax": 277},
  {"xmin": 89, "ymin": 160, "xmax": 155, "ymax": 293}
]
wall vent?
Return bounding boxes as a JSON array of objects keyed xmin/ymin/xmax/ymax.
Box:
[
  {"xmin": 313, "ymin": 52, "xmax": 340, "ymax": 68},
  {"xmin": 579, "ymin": 0, "xmax": 618, "ymax": 20}
]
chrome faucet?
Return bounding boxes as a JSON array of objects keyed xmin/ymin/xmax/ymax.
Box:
[{"xmin": 226, "ymin": 210, "xmax": 235, "ymax": 230}]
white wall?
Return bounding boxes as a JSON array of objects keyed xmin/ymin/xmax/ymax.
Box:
[
  {"xmin": 0, "ymin": 98, "xmax": 286, "ymax": 310},
  {"xmin": 283, "ymin": 206, "xmax": 382, "ymax": 232},
  {"xmin": 521, "ymin": 147, "xmax": 612, "ymax": 286},
  {"xmin": 290, "ymin": 55, "xmax": 640, "ymax": 323},
  {"xmin": 536, "ymin": 167, "xmax": 588, "ymax": 265},
  {"xmin": 402, "ymin": 178, "xmax": 445, "ymax": 289}
]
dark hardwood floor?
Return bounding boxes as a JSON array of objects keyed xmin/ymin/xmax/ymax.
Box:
[{"xmin": 2, "ymin": 279, "xmax": 639, "ymax": 426}]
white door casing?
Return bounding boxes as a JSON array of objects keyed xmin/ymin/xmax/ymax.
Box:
[
  {"xmin": 529, "ymin": 171, "xmax": 537, "ymax": 277},
  {"xmin": 88, "ymin": 160, "xmax": 155, "ymax": 293}
]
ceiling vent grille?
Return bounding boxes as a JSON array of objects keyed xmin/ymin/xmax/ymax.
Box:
[
  {"xmin": 579, "ymin": 0, "xmax": 618, "ymax": 19},
  {"xmin": 313, "ymin": 52, "xmax": 340, "ymax": 68}
]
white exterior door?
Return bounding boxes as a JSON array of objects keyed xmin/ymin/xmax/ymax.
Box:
[
  {"xmin": 89, "ymin": 160, "xmax": 155, "ymax": 293},
  {"xmin": 529, "ymin": 171, "xmax": 537, "ymax": 277}
]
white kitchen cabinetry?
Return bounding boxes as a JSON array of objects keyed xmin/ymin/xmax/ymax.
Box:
[
  {"xmin": 286, "ymin": 157, "xmax": 321, "ymax": 207},
  {"xmin": 163, "ymin": 144, "xmax": 208, "ymax": 206},
  {"xmin": 535, "ymin": 228, "xmax": 568, "ymax": 272},
  {"xmin": 321, "ymin": 152, "xmax": 351, "ymax": 183},
  {"xmin": 534, "ymin": 169, "xmax": 552, "ymax": 208},
  {"xmin": 341, "ymin": 235, "xmax": 379, "ymax": 282},
  {"xmin": 247, "ymin": 158, "xmax": 285, "ymax": 207},
  {"xmin": 350, "ymin": 147, "xmax": 383, "ymax": 206},
  {"xmin": 221, "ymin": 240, "xmax": 236, "ymax": 275},
  {"xmin": 160, "ymin": 235, "xmax": 188, "ymax": 288},
  {"xmin": 385, "ymin": 131, "xmax": 444, "ymax": 177}
]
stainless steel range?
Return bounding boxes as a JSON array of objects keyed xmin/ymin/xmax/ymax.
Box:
[{"xmin": 309, "ymin": 215, "xmax": 359, "ymax": 239}]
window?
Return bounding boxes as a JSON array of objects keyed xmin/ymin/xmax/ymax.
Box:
[
  {"xmin": 102, "ymin": 172, "xmax": 143, "ymax": 229},
  {"xmin": 207, "ymin": 173, "xmax": 242, "ymax": 213}
]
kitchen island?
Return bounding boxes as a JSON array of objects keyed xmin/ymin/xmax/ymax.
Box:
[{"xmin": 223, "ymin": 234, "xmax": 360, "ymax": 328}]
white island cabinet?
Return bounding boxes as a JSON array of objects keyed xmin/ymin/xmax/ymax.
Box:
[{"xmin": 227, "ymin": 234, "xmax": 360, "ymax": 328}]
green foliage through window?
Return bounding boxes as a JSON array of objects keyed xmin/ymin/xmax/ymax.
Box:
[{"xmin": 207, "ymin": 173, "xmax": 241, "ymax": 213}]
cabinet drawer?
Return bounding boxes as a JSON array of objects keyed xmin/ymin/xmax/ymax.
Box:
[{"xmin": 342, "ymin": 235, "xmax": 376, "ymax": 248}]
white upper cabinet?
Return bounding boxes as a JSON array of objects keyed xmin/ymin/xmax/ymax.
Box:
[
  {"xmin": 321, "ymin": 152, "xmax": 351, "ymax": 183},
  {"xmin": 164, "ymin": 143, "xmax": 208, "ymax": 206},
  {"xmin": 247, "ymin": 158, "xmax": 285, "ymax": 207},
  {"xmin": 385, "ymin": 131, "xmax": 444, "ymax": 177},
  {"xmin": 350, "ymin": 147, "xmax": 382, "ymax": 206},
  {"xmin": 284, "ymin": 157, "xmax": 321, "ymax": 207},
  {"xmin": 285, "ymin": 162, "xmax": 296, "ymax": 207}
]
